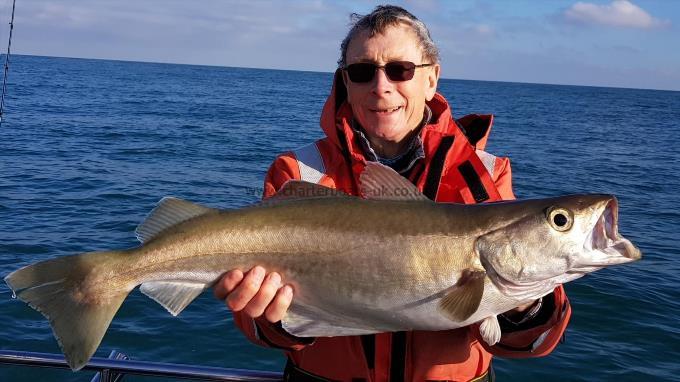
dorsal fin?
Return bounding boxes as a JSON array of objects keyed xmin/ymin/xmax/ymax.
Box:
[
  {"xmin": 266, "ymin": 180, "xmax": 350, "ymax": 203},
  {"xmin": 359, "ymin": 162, "xmax": 430, "ymax": 201},
  {"xmin": 135, "ymin": 197, "xmax": 217, "ymax": 243}
]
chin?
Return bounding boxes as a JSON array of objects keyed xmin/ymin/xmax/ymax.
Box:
[{"xmin": 367, "ymin": 120, "xmax": 405, "ymax": 136}]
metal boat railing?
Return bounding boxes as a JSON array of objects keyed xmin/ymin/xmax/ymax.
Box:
[{"xmin": 0, "ymin": 349, "xmax": 283, "ymax": 381}]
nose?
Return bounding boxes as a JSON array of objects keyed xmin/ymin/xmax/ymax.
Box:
[{"xmin": 371, "ymin": 67, "xmax": 394, "ymax": 95}]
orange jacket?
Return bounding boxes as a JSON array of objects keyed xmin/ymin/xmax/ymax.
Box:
[{"xmin": 233, "ymin": 71, "xmax": 571, "ymax": 381}]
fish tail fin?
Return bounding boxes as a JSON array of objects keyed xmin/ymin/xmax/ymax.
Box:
[{"xmin": 4, "ymin": 250, "xmax": 131, "ymax": 371}]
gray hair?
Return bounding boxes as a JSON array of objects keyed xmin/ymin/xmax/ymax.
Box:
[{"xmin": 338, "ymin": 5, "xmax": 440, "ymax": 68}]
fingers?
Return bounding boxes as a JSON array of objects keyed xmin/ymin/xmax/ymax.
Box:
[
  {"xmin": 227, "ymin": 266, "xmax": 266, "ymax": 312},
  {"xmin": 213, "ymin": 269, "xmax": 244, "ymax": 300},
  {"xmin": 264, "ymin": 285, "xmax": 293, "ymax": 323},
  {"xmin": 243, "ymin": 271, "xmax": 281, "ymax": 318},
  {"xmin": 508, "ymin": 299, "xmax": 538, "ymax": 314},
  {"xmin": 214, "ymin": 266, "xmax": 293, "ymax": 323}
]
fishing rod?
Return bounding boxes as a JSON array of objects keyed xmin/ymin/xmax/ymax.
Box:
[{"xmin": 0, "ymin": 0, "xmax": 17, "ymax": 127}]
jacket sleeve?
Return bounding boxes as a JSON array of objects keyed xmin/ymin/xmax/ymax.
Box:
[
  {"xmin": 261, "ymin": 152, "xmax": 300, "ymax": 199},
  {"xmin": 480, "ymin": 156, "xmax": 572, "ymax": 358},
  {"xmin": 492, "ymin": 156, "xmax": 516, "ymax": 200},
  {"xmin": 232, "ymin": 152, "xmax": 314, "ymax": 351},
  {"xmin": 485, "ymin": 286, "xmax": 571, "ymax": 358}
]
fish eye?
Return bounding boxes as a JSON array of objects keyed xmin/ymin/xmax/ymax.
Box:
[{"xmin": 546, "ymin": 207, "xmax": 573, "ymax": 232}]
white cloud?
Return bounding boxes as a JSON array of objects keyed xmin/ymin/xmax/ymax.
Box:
[
  {"xmin": 564, "ymin": 0, "xmax": 669, "ymax": 29},
  {"xmin": 13, "ymin": 0, "xmax": 351, "ymax": 71},
  {"xmin": 474, "ymin": 24, "xmax": 495, "ymax": 37}
]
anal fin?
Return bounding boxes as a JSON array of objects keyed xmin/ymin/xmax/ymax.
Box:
[
  {"xmin": 140, "ymin": 281, "xmax": 207, "ymax": 316},
  {"xmin": 281, "ymin": 303, "xmax": 378, "ymax": 337},
  {"xmin": 438, "ymin": 270, "xmax": 486, "ymax": 321}
]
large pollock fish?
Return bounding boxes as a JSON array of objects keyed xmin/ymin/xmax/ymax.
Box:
[{"xmin": 5, "ymin": 163, "xmax": 641, "ymax": 370}]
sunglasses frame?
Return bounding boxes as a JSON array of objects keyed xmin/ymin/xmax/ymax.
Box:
[{"xmin": 344, "ymin": 61, "xmax": 434, "ymax": 83}]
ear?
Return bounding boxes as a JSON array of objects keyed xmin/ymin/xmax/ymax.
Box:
[
  {"xmin": 424, "ymin": 64, "xmax": 440, "ymax": 101},
  {"xmin": 341, "ymin": 69, "xmax": 352, "ymax": 103}
]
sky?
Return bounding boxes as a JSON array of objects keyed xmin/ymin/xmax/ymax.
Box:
[{"xmin": 2, "ymin": 0, "xmax": 679, "ymax": 91}]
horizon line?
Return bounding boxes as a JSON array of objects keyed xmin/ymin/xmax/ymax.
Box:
[{"xmin": 9, "ymin": 52, "xmax": 679, "ymax": 93}]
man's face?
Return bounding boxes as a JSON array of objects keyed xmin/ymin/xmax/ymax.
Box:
[{"xmin": 343, "ymin": 23, "xmax": 440, "ymax": 154}]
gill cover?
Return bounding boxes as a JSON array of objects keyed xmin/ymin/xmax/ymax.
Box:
[{"xmin": 475, "ymin": 202, "xmax": 585, "ymax": 284}]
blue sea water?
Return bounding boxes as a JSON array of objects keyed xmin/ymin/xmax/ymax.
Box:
[{"xmin": 0, "ymin": 55, "xmax": 678, "ymax": 381}]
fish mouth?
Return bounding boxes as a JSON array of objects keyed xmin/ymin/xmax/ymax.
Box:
[{"xmin": 581, "ymin": 198, "xmax": 641, "ymax": 266}]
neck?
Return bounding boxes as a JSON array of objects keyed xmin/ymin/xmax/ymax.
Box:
[{"xmin": 369, "ymin": 131, "xmax": 417, "ymax": 158}]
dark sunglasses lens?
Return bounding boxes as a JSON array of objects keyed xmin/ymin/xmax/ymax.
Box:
[
  {"xmin": 346, "ymin": 61, "xmax": 418, "ymax": 82},
  {"xmin": 385, "ymin": 61, "xmax": 416, "ymax": 81},
  {"xmin": 347, "ymin": 63, "xmax": 376, "ymax": 83}
]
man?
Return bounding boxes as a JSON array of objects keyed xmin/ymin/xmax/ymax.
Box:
[{"xmin": 214, "ymin": 5, "xmax": 570, "ymax": 381}]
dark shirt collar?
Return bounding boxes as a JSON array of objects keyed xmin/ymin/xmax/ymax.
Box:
[{"xmin": 352, "ymin": 105, "xmax": 431, "ymax": 174}]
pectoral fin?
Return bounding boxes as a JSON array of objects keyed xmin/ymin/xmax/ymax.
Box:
[{"xmin": 438, "ymin": 270, "xmax": 486, "ymax": 321}]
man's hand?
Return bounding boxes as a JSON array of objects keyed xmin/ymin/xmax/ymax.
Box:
[
  {"xmin": 512, "ymin": 300, "xmax": 538, "ymax": 313},
  {"xmin": 503, "ymin": 299, "xmax": 540, "ymax": 322},
  {"xmin": 213, "ymin": 266, "xmax": 293, "ymax": 323}
]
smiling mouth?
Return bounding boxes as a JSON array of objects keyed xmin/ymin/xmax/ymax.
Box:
[{"xmin": 370, "ymin": 106, "xmax": 403, "ymax": 114}]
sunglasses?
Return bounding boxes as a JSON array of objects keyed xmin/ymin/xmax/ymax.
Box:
[{"xmin": 344, "ymin": 61, "xmax": 433, "ymax": 83}]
